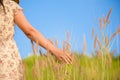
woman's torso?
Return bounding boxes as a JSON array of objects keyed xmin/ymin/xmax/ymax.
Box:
[{"xmin": 0, "ymin": 0, "xmax": 24, "ymax": 79}]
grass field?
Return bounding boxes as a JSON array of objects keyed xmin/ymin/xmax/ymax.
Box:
[
  {"xmin": 22, "ymin": 53, "xmax": 120, "ymax": 80},
  {"xmin": 22, "ymin": 9, "xmax": 120, "ymax": 80}
]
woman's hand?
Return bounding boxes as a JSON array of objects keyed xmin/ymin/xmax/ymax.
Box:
[
  {"xmin": 14, "ymin": 11, "xmax": 72, "ymax": 64},
  {"xmin": 53, "ymin": 49, "xmax": 72, "ymax": 64}
]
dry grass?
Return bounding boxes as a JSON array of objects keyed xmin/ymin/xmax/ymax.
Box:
[
  {"xmin": 92, "ymin": 27, "xmax": 94, "ymax": 38},
  {"xmin": 22, "ymin": 8, "xmax": 120, "ymax": 80},
  {"xmin": 83, "ymin": 35, "xmax": 87, "ymax": 52}
]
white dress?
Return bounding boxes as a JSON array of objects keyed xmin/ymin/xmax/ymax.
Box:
[{"xmin": 0, "ymin": 0, "xmax": 24, "ymax": 79}]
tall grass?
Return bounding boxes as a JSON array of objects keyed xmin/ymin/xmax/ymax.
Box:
[
  {"xmin": 23, "ymin": 54, "xmax": 120, "ymax": 80},
  {"xmin": 22, "ymin": 9, "xmax": 120, "ymax": 80}
]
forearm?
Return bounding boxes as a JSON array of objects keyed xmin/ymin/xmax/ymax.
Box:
[
  {"xmin": 14, "ymin": 11, "xmax": 59, "ymax": 55},
  {"xmin": 14, "ymin": 11, "xmax": 72, "ymax": 64},
  {"xmin": 27, "ymin": 28, "xmax": 58, "ymax": 54}
]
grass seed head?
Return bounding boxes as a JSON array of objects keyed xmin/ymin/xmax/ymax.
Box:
[
  {"xmin": 110, "ymin": 26, "xmax": 120, "ymax": 41},
  {"xmin": 106, "ymin": 8, "xmax": 112, "ymax": 24},
  {"xmin": 92, "ymin": 27, "xmax": 94, "ymax": 38},
  {"xmin": 94, "ymin": 35, "xmax": 97, "ymax": 49},
  {"xmin": 83, "ymin": 35, "xmax": 87, "ymax": 52},
  {"xmin": 105, "ymin": 36, "xmax": 109, "ymax": 47},
  {"xmin": 99, "ymin": 18, "xmax": 102, "ymax": 30}
]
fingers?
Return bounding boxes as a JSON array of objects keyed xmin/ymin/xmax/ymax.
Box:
[
  {"xmin": 66, "ymin": 53, "xmax": 72, "ymax": 63},
  {"xmin": 61, "ymin": 56, "xmax": 69, "ymax": 64},
  {"xmin": 60, "ymin": 53, "xmax": 72, "ymax": 64},
  {"xmin": 63, "ymin": 54, "xmax": 72, "ymax": 64},
  {"xmin": 55, "ymin": 50, "xmax": 72, "ymax": 64}
]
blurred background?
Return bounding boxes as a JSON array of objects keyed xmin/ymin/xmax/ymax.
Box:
[{"xmin": 14, "ymin": 0, "xmax": 120, "ymax": 58}]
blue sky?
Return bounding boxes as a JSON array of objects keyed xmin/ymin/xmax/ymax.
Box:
[{"xmin": 14, "ymin": 0, "xmax": 120, "ymax": 58}]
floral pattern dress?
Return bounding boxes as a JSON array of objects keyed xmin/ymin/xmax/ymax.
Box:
[{"xmin": 0, "ymin": 0, "xmax": 24, "ymax": 80}]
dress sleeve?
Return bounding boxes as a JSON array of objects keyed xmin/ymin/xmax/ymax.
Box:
[{"xmin": 9, "ymin": 0, "xmax": 23, "ymax": 16}]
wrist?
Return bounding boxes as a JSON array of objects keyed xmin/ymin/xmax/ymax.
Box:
[{"xmin": 45, "ymin": 40, "xmax": 61, "ymax": 56}]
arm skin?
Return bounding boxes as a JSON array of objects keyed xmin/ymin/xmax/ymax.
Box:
[{"xmin": 14, "ymin": 11, "xmax": 72, "ymax": 64}]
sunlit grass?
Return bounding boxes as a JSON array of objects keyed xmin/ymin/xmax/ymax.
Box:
[
  {"xmin": 22, "ymin": 53, "xmax": 120, "ymax": 80},
  {"xmin": 22, "ymin": 8, "xmax": 120, "ymax": 80}
]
